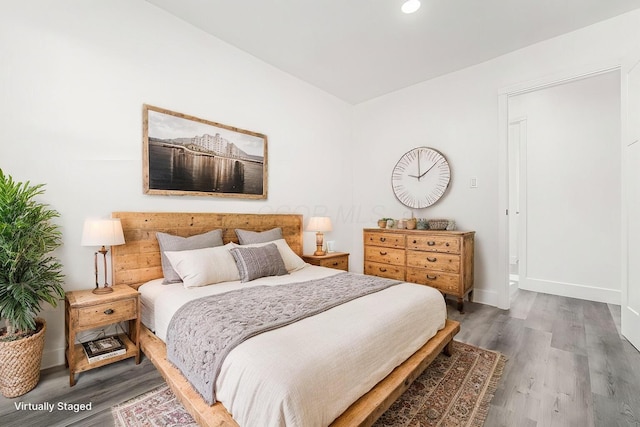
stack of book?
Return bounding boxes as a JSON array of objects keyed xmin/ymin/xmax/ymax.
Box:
[{"xmin": 82, "ymin": 335, "xmax": 126, "ymax": 363}]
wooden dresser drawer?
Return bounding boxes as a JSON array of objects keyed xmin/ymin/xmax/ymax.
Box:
[
  {"xmin": 364, "ymin": 232, "xmax": 405, "ymax": 248},
  {"xmin": 406, "ymin": 251, "xmax": 460, "ymax": 273},
  {"xmin": 76, "ymin": 297, "xmax": 137, "ymax": 329},
  {"xmin": 406, "ymin": 268, "xmax": 460, "ymax": 293},
  {"xmin": 407, "ymin": 235, "xmax": 460, "ymax": 254},
  {"xmin": 365, "ymin": 246, "xmax": 405, "ymax": 265},
  {"xmin": 364, "ymin": 261, "xmax": 406, "ymax": 280}
]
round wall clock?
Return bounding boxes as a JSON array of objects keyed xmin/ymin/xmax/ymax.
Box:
[{"xmin": 391, "ymin": 147, "xmax": 451, "ymax": 208}]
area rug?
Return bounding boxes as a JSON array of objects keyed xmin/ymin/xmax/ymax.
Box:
[{"xmin": 112, "ymin": 341, "xmax": 505, "ymax": 427}]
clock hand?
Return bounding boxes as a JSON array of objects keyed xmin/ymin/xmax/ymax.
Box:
[{"xmin": 418, "ymin": 161, "xmax": 439, "ymax": 179}]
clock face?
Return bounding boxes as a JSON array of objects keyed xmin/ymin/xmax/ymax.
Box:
[{"xmin": 391, "ymin": 147, "xmax": 451, "ymax": 208}]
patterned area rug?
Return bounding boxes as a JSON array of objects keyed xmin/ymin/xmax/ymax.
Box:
[{"xmin": 112, "ymin": 341, "xmax": 505, "ymax": 427}]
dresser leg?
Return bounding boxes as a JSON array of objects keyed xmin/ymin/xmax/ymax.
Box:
[{"xmin": 457, "ymin": 298, "xmax": 464, "ymax": 314}]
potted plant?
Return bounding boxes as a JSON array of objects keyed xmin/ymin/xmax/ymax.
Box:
[{"xmin": 0, "ymin": 169, "xmax": 65, "ymax": 397}]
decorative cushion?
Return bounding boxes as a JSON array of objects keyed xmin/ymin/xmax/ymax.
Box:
[
  {"xmin": 156, "ymin": 229, "xmax": 224, "ymax": 284},
  {"xmin": 235, "ymin": 227, "xmax": 283, "ymax": 245},
  {"xmin": 232, "ymin": 239, "xmax": 306, "ymax": 272},
  {"xmin": 229, "ymin": 243, "xmax": 288, "ymax": 282},
  {"xmin": 164, "ymin": 243, "xmax": 240, "ymax": 288}
]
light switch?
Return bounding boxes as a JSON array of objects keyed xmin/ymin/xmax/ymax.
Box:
[{"xmin": 470, "ymin": 177, "xmax": 478, "ymax": 188}]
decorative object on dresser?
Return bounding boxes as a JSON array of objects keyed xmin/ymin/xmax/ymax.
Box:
[
  {"xmin": 302, "ymin": 252, "xmax": 349, "ymax": 271},
  {"xmin": 81, "ymin": 218, "xmax": 126, "ymax": 294},
  {"xmin": 65, "ymin": 285, "xmax": 141, "ymax": 386},
  {"xmin": 306, "ymin": 216, "xmax": 332, "ymax": 256},
  {"xmin": 364, "ymin": 228, "xmax": 475, "ymax": 313},
  {"xmin": 391, "ymin": 147, "xmax": 451, "ymax": 209},
  {"xmin": 0, "ymin": 170, "xmax": 65, "ymax": 398},
  {"xmin": 143, "ymin": 104, "xmax": 268, "ymax": 199}
]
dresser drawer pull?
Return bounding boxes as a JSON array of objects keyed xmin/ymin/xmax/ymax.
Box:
[
  {"xmin": 104, "ymin": 309, "xmax": 115, "ymax": 315},
  {"xmin": 379, "ymin": 267, "xmax": 388, "ymax": 272},
  {"xmin": 427, "ymin": 241, "xmax": 436, "ymax": 246},
  {"xmin": 332, "ymin": 262, "xmax": 339, "ymax": 266},
  {"xmin": 379, "ymin": 251, "xmax": 388, "ymax": 255},
  {"xmin": 426, "ymin": 275, "xmax": 438, "ymax": 280},
  {"xmin": 380, "ymin": 237, "xmax": 386, "ymax": 242},
  {"xmin": 412, "ymin": 240, "xmax": 417, "ymax": 244},
  {"xmin": 427, "ymin": 257, "xmax": 437, "ymax": 262}
]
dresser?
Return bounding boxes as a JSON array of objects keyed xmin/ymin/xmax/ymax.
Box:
[{"xmin": 363, "ymin": 228, "xmax": 475, "ymax": 312}]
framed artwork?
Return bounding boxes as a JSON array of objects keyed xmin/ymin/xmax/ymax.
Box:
[{"xmin": 143, "ymin": 104, "xmax": 268, "ymax": 199}]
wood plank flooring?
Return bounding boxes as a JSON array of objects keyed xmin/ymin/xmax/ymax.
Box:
[{"xmin": 1, "ymin": 289, "xmax": 639, "ymax": 427}]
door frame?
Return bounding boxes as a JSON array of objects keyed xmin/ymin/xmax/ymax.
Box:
[{"xmin": 497, "ymin": 62, "xmax": 620, "ymax": 310}]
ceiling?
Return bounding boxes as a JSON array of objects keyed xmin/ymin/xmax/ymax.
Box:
[{"xmin": 145, "ymin": 0, "xmax": 640, "ymax": 104}]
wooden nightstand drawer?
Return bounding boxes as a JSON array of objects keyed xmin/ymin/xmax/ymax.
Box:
[
  {"xmin": 407, "ymin": 235, "xmax": 460, "ymax": 253},
  {"xmin": 406, "ymin": 251, "xmax": 460, "ymax": 273},
  {"xmin": 316, "ymin": 257, "xmax": 348, "ymax": 271},
  {"xmin": 76, "ymin": 298, "xmax": 137, "ymax": 328},
  {"xmin": 302, "ymin": 252, "xmax": 349, "ymax": 271}
]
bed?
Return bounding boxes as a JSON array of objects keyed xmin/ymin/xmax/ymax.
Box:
[{"xmin": 111, "ymin": 212, "xmax": 460, "ymax": 427}]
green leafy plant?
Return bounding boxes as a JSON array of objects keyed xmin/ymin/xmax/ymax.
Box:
[{"xmin": 0, "ymin": 169, "xmax": 64, "ymax": 341}]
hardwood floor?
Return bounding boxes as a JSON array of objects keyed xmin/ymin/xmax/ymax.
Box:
[{"xmin": 1, "ymin": 289, "xmax": 639, "ymax": 427}]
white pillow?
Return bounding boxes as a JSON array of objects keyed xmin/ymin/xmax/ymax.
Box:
[
  {"xmin": 164, "ymin": 243, "xmax": 240, "ymax": 288},
  {"xmin": 232, "ymin": 239, "xmax": 306, "ymax": 272}
]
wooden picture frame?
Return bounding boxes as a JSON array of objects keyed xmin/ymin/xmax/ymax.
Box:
[{"xmin": 143, "ymin": 105, "xmax": 268, "ymax": 199}]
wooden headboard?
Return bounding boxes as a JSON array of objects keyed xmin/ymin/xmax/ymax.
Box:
[{"xmin": 111, "ymin": 212, "xmax": 303, "ymax": 288}]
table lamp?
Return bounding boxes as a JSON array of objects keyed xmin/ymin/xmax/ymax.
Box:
[
  {"xmin": 306, "ymin": 216, "xmax": 332, "ymax": 256},
  {"xmin": 81, "ymin": 218, "xmax": 125, "ymax": 294}
]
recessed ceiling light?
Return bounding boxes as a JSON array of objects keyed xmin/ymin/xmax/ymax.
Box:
[{"xmin": 401, "ymin": 0, "xmax": 421, "ymax": 14}]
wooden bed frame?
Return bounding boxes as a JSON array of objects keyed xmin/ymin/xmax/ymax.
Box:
[{"xmin": 111, "ymin": 211, "xmax": 460, "ymax": 427}]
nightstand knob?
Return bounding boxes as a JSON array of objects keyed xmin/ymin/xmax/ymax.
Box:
[{"xmin": 104, "ymin": 309, "xmax": 114, "ymax": 315}]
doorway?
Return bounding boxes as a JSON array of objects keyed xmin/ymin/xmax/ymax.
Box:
[{"xmin": 499, "ymin": 67, "xmax": 622, "ymax": 310}]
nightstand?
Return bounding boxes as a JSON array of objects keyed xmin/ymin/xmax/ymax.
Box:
[
  {"xmin": 65, "ymin": 285, "xmax": 141, "ymax": 386},
  {"xmin": 303, "ymin": 252, "xmax": 349, "ymax": 271}
]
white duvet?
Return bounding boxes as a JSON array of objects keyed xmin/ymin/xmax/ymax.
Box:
[{"xmin": 139, "ymin": 265, "xmax": 446, "ymax": 427}]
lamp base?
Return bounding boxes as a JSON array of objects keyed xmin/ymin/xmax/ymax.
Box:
[
  {"xmin": 314, "ymin": 249, "xmax": 327, "ymax": 256},
  {"xmin": 92, "ymin": 286, "xmax": 113, "ymax": 294}
]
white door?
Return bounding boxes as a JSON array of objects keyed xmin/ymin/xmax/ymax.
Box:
[{"xmin": 621, "ymin": 51, "xmax": 640, "ymax": 351}]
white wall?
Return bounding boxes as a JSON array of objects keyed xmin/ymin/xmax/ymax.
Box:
[
  {"xmin": 353, "ymin": 10, "xmax": 640, "ymax": 306},
  {"xmin": 2, "ymin": 1, "xmax": 640, "ymax": 369},
  {"xmin": 0, "ymin": 0, "xmax": 353, "ymax": 368},
  {"xmin": 509, "ymin": 71, "xmax": 621, "ymax": 303}
]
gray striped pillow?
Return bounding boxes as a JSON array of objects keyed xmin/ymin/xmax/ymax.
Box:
[{"xmin": 229, "ymin": 243, "xmax": 288, "ymax": 283}]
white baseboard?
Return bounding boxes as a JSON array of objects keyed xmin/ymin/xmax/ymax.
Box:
[
  {"xmin": 519, "ymin": 277, "xmax": 621, "ymax": 305},
  {"xmin": 42, "ymin": 347, "xmax": 66, "ymax": 370},
  {"xmin": 468, "ymin": 287, "xmax": 500, "ymax": 308}
]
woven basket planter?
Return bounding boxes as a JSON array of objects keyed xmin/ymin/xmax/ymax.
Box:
[{"xmin": 0, "ymin": 318, "xmax": 46, "ymax": 398}]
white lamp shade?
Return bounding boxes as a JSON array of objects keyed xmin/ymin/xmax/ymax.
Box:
[
  {"xmin": 306, "ymin": 216, "xmax": 332, "ymax": 232},
  {"xmin": 81, "ymin": 218, "xmax": 125, "ymax": 247}
]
